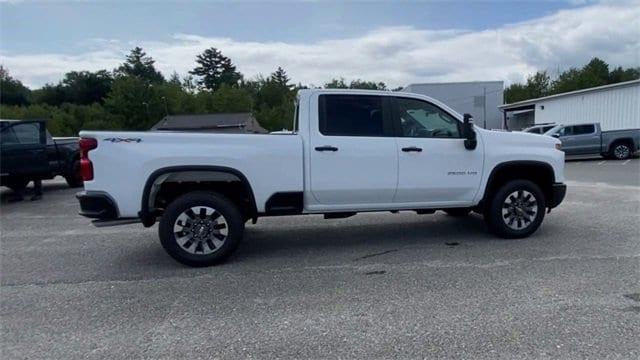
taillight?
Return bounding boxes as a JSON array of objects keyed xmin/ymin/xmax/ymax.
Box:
[{"xmin": 79, "ymin": 138, "xmax": 97, "ymax": 181}]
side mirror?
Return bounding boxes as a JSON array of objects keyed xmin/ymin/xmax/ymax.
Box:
[
  {"xmin": 551, "ymin": 133, "xmax": 560, "ymax": 138},
  {"xmin": 463, "ymin": 113, "xmax": 477, "ymax": 150}
]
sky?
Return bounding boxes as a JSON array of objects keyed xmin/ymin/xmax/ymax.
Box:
[{"xmin": 1, "ymin": 0, "xmax": 639, "ymax": 88}]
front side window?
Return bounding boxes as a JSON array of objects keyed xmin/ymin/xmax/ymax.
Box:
[
  {"xmin": 319, "ymin": 95, "xmax": 385, "ymax": 137},
  {"xmin": 557, "ymin": 126, "xmax": 573, "ymax": 136},
  {"xmin": 395, "ymin": 97, "xmax": 460, "ymax": 138}
]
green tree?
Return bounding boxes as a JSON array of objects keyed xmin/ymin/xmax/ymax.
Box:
[
  {"xmin": 104, "ymin": 75, "xmax": 158, "ymax": 130},
  {"xmin": 0, "ymin": 66, "xmax": 31, "ymax": 106},
  {"xmin": 270, "ymin": 66, "xmax": 291, "ymax": 88},
  {"xmin": 60, "ymin": 70, "xmax": 113, "ymax": 105},
  {"xmin": 190, "ymin": 48, "xmax": 243, "ymax": 91},
  {"xmin": 324, "ymin": 78, "xmax": 348, "ymax": 89},
  {"xmin": 115, "ymin": 47, "xmax": 164, "ymax": 83},
  {"xmin": 349, "ymin": 79, "xmax": 387, "ymax": 90}
]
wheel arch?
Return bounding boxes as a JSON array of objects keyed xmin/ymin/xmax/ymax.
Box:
[
  {"xmin": 609, "ymin": 138, "xmax": 635, "ymax": 152},
  {"xmin": 481, "ymin": 160, "xmax": 556, "ymax": 209},
  {"xmin": 139, "ymin": 165, "xmax": 258, "ymax": 227}
]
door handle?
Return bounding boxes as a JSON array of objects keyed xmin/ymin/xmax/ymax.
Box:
[
  {"xmin": 401, "ymin": 146, "xmax": 423, "ymax": 152},
  {"xmin": 315, "ymin": 145, "xmax": 338, "ymax": 152}
]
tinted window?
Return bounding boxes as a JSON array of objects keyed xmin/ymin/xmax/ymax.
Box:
[
  {"xmin": 1, "ymin": 123, "xmax": 40, "ymax": 145},
  {"xmin": 395, "ymin": 97, "xmax": 460, "ymax": 138},
  {"xmin": 319, "ymin": 95, "xmax": 384, "ymax": 136},
  {"xmin": 573, "ymin": 124, "xmax": 595, "ymax": 135}
]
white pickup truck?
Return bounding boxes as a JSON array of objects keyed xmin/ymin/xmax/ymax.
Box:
[{"xmin": 77, "ymin": 89, "xmax": 566, "ymax": 266}]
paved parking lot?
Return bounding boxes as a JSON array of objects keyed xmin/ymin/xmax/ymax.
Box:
[{"xmin": 1, "ymin": 159, "xmax": 639, "ymax": 359}]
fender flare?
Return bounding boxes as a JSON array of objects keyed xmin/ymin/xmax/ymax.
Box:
[
  {"xmin": 138, "ymin": 165, "xmax": 258, "ymax": 227},
  {"xmin": 480, "ymin": 160, "xmax": 556, "ymax": 205}
]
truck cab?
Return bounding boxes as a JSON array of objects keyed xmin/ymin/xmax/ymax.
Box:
[{"xmin": 77, "ymin": 89, "xmax": 567, "ymax": 267}]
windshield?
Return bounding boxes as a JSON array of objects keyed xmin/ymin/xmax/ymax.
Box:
[{"xmin": 543, "ymin": 125, "xmax": 562, "ymax": 136}]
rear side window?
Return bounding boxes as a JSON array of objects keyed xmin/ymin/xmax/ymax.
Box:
[
  {"xmin": 573, "ymin": 124, "xmax": 595, "ymax": 135},
  {"xmin": 319, "ymin": 95, "xmax": 385, "ymax": 136},
  {"xmin": 1, "ymin": 123, "xmax": 40, "ymax": 145}
]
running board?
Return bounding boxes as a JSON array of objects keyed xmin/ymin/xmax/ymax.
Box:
[{"xmin": 91, "ymin": 218, "xmax": 141, "ymax": 227}]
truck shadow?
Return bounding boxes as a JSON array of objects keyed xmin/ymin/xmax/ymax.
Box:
[{"xmin": 230, "ymin": 213, "xmax": 493, "ymax": 263}]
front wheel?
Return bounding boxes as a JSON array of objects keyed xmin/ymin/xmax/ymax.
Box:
[
  {"xmin": 159, "ymin": 191, "xmax": 244, "ymax": 267},
  {"xmin": 485, "ymin": 180, "xmax": 546, "ymax": 239}
]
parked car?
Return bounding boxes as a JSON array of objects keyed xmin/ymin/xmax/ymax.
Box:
[
  {"xmin": 76, "ymin": 89, "xmax": 566, "ymax": 267},
  {"xmin": 522, "ymin": 123, "xmax": 556, "ymax": 134},
  {"xmin": 543, "ymin": 123, "xmax": 640, "ymax": 160},
  {"xmin": 0, "ymin": 119, "xmax": 82, "ymax": 191}
]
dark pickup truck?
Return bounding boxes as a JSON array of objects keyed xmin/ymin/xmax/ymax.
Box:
[{"xmin": 0, "ymin": 119, "xmax": 82, "ymax": 191}]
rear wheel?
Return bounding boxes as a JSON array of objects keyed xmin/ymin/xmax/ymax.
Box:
[
  {"xmin": 485, "ymin": 180, "xmax": 545, "ymax": 239},
  {"xmin": 65, "ymin": 160, "xmax": 84, "ymax": 188},
  {"xmin": 610, "ymin": 142, "xmax": 632, "ymax": 160},
  {"xmin": 159, "ymin": 191, "xmax": 244, "ymax": 267}
]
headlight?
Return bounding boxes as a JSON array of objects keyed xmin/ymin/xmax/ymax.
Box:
[{"xmin": 555, "ymin": 143, "xmax": 562, "ymax": 150}]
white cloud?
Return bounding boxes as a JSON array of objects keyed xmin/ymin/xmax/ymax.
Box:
[{"xmin": 1, "ymin": 0, "xmax": 639, "ymax": 88}]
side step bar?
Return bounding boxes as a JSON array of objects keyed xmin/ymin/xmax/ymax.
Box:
[{"xmin": 91, "ymin": 218, "xmax": 141, "ymax": 227}]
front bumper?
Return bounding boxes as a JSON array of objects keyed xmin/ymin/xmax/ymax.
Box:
[
  {"xmin": 76, "ymin": 191, "xmax": 119, "ymax": 219},
  {"xmin": 548, "ymin": 183, "xmax": 567, "ymax": 209}
]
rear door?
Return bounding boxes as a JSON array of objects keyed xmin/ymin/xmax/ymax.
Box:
[
  {"xmin": 308, "ymin": 94, "xmax": 398, "ymax": 207},
  {"xmin": 0, "ymin": 121, "xmax": 48, "ymax": 178}
]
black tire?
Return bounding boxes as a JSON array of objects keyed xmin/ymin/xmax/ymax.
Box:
[
  {"xmin": 610, "ymin": 142, "xmax": 632, "ymax": 160},
  {"xmin": 484, "ymin": 180, "xmax": 546, "ymax": 239},
  {"xmin": 159, "ymin": 191, "xmax": 244, "ymax": 267},
  {"xmin": 3, "ymin": 178, "xmax": 28, "ymax": 192},
  {"xmin": 65, "ymin": 160, "xmax": 84, "ymax": 188},
  {"xmin": 443, "ymin": 208, "xmax": 472, "ymax": 217}
]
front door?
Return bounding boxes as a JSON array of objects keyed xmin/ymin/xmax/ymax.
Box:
[
  {"xmin": 558, "ymin": 124, "xmax": 599, "ymax": 155},
  {"xmin": 308, "ymin": 94, "xmax": 398, "ymax": 208},
  {"xmin": 0, "ymin": 121, "xmax": 48, "ymax": 178},
  {"xmin": 392, "ymin": 97, "xmax": 483, "ymax": 206}
]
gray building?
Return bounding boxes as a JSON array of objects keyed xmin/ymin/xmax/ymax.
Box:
[
  {"xmin": 150, "ymin": 113, "xmax": 267, "ymax": 134},
  {"xmin": 402, "ymin": 81, "xmax": 505, "ymax": 129}
]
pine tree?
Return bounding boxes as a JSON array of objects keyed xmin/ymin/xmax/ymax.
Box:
[
  {"xmin": 189, "ymin": 48, "xmax": 243, "ymax": 91},
  {"xmin": 270, "ymin": 67, "xmax": 291, "ymax": 88},
  {"xmin": 116, "ymin": 47, "xmax": 164, "ymax": 83}
]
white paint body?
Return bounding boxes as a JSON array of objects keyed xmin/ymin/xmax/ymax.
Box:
[{"xmin": 80, "ymin": 89, "xmax": 564, "ymax": 218}]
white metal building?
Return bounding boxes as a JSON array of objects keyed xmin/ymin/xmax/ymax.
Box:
[
  {"xmin": 501, "ymin": 79, "xmax": 640, "ymax": 131},
  {"xmin": 403, "ymin": 81, "xmax": 504, "ymax": 129}
]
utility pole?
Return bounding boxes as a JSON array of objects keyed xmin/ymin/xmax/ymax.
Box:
[{"xmin": 483, "ymin": 86, "xmax": 487, "ymax": 129}]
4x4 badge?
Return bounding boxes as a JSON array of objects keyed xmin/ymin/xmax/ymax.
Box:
[{"xmin": 103, "ymin": 138, "xmax": 142, "ymax": 143}]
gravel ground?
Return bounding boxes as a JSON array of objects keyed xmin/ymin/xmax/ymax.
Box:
[{"xmin": 1, "ymin": 159, "xmax": 639, "ymax": 359}]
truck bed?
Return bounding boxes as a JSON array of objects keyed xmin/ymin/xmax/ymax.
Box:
[{"xmin": 80, "ymin": 131, "xmax": 303, "ymax": 217}]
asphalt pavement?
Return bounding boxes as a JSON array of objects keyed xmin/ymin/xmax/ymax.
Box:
[{"xmin": 1, "ymin": 159, "xmax": 639, "ymax": 359}]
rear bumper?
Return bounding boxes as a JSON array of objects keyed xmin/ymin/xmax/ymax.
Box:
[
  {"xmin": 548, "ymin": 183, "xmax": 566, "ymax": 209},
  {"xmin": 76, "ymin": 191, "xmax": 119, "ymax": 219}
]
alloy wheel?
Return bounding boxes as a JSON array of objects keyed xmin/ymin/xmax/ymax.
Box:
[
  {"xmin": 501, "ymin": 190, "xmax": 538, "ymax": 230},
  {"xmin": 173, "ymin": 206, "xmax": 228, "ymax": 255},
  {"xmin": 614, "ymin": 144, "xmax": 630, "ymax": 159}
]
